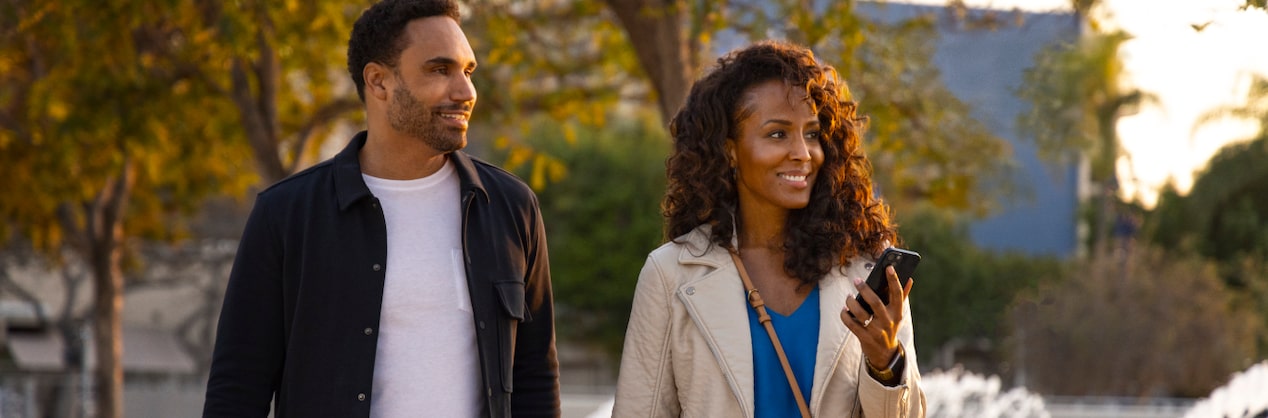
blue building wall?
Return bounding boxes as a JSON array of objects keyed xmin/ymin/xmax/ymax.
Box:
[{"xmin": 859, "ymin": 3, "xmax": 1084, "ymax": 257}]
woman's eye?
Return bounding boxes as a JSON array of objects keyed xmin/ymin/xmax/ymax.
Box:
[
  {"xmin": 806, "ymin": 131, "xmax": 822, "ymax": 141},
  {"xmin": 767, "ymin": 131, "xmax": 787, "ymax": 139}
]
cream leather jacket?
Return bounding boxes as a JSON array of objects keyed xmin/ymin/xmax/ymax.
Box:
[{"xmin": 613, "ymin": 226, "xmax": 926, "ymax": 417}]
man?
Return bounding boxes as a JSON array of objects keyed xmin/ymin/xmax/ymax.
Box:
[{"xmin": 202, "ymin": 1, "xmax": 560, "ymax": 416}]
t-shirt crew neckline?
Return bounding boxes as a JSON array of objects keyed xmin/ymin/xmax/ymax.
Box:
[{"xmin": 361, "ymin": 159, "xmax": 456, "ymax": 191}]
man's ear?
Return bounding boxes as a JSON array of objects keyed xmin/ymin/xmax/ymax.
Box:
[{"xmin": 363, "ymin": 62, "xmax": 392, "ymax": 101}]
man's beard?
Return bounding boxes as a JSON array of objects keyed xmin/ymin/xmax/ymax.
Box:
[{"xmin": 388, "ymin": 84, "xmax": 468, "ymax": 153}]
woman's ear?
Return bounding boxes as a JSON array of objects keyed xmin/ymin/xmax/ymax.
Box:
[{"xmin": 725, "ymin": 139, "xmax": 737, "ymax": 168}]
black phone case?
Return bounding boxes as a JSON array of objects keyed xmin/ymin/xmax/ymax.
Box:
[{"xmin": 855, "ymin": 248, "xmax": 921, "ymax": 315}]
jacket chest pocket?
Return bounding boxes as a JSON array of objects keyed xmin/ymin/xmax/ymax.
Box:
[{"xmin": 493, "ymin": 280, "xmax": 527, "ymax": 393}]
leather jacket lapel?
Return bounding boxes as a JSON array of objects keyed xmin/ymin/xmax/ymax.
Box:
[{"xmin": 674, "ymin": 236, "xmax": 757, "ymax": 417}]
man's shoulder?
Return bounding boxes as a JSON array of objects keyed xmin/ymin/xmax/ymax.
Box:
[
  {"xmin": 462, "ymin": 152, "xmax": 537, "ymax": 200},
  {"xmin": 254, "ymin": 159, "xmax": 338, "ymax": 202}
]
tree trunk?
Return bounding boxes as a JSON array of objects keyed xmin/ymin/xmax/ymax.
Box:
[
  {"xmin": 231, "ymin": 57, "xmax": 286, "ymax": 185},
  {"xmin": 85, "ymin": 163, "xmax": 134, "ymax": 418},
  {"xmin": 90, "ymin": 241, "xmax": 123, "ymax": 418},
  {"xmin": 603, "ymin": 0, "xmax": 693, "ymax": 124}
]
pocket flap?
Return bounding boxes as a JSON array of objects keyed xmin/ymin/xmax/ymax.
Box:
[{"xmin": 494, "ymin": 281, "xmax": 531, "ymax": 322}]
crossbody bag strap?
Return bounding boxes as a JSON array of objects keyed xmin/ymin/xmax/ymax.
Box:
[{"xmin": 730, "ymin": 251, "xmax": 812, "ymax": 418}]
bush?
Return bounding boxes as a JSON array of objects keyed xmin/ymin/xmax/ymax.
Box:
[{"xmin": 1010, "ymin": 246, "xmax": 1261, "ymax": 397}]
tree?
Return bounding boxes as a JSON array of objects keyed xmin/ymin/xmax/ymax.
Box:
[
  {"xmin": 0, "ymin": 2, "xmax": 260, "ymax": 416},
  {"xmin": 3, "ymin": 1, "xmax": 374, "ymax": 414},
  {"xmin": 468, "ymin": 1, "xmax": 1016, "ymax": 214},
  {"xmin": 1145, "ymin": 75, "xmax": 1268, "ymax": 355},
  {"xmin": 1016, "ymin": 7, "xmax": 1154, "ymax": 253},
  {"xmin": 1147, "ymin": 136, "xmax": 1268, "ymax": 265}
]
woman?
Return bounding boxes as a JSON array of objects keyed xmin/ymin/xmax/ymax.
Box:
[{"xmin": 613, "ymin": 41, "xmax": 926, "ymax": 417}]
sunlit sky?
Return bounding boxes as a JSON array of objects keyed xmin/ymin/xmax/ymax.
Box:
[{"xmin": 898, "ymin": 0, "xmax": 1268, "ymax": 207}]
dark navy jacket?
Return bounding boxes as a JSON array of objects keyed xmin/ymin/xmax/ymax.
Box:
[{"xmin": 203, "ymin": 131, "xmax": 559, "ymax": 417}]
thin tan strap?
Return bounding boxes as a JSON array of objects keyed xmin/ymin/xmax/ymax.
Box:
[{"xmin": 731, "ymin": 251, "xmax": 812, "ymax": 418}]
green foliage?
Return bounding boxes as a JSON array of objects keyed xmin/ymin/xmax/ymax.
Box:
[
  {"xmin": 1011, "ymin": 246, "xmax": 1261, "ymax": 397},
  {"xmin": 466, "ymin": 0, "xmax": 1015, "ymax": 216},
  {"xmin": 1, "ymin": 0, "xmax": 372, "ymax": 247},
  {"xmin": 0, "ymin": 0, "xmax": 258, "ymax": 252},
  {"xmin": 1017, "ymin": 30, "xmax": 1149, "ymax": 183},
  {"xmin": 1145, "ymin": 136, "xmax": 1268, "ymax": 267},
  {"xmin": 848, "ymin": 14, "xmax": 1015, "ymax": 215},
  {"xmin": 1016, "ymin": 28, "xmax": 1155, "ymax": 252},
  {"xmin": 897, "ymin": 205, "xmax": 1063, "ymax": 368},
  {"xmin": 464, "ymin": 0, "xmax": 643, "ymax": 189},
  {"xmin": 499, "ymin": 113, "xmax": 669, "ymax": 358},
  {"xmin": 1144, "ymin": 135, "xmax": 1268, "ymax": 356}
]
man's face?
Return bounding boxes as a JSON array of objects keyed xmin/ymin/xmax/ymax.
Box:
[{"xmin": 386, "ymin": 16, "xmax": 477, "ymax": 153}]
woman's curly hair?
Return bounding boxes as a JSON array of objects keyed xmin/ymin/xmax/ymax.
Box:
[{"xmin": 663, "ymin": 40, "xmax": 898, "ymax": 284}]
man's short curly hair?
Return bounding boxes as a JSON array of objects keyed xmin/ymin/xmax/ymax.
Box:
[
  {"xmin": 664, "ymin": 40, "xmax": 897, "ymax": 284},
  {"xmin": 346, "ymin": 0, "xmax": 460, "ymax": 102}
]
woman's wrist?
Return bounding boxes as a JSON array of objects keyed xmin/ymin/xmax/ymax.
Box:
[{"xmin": 865, "ymin": 344, "xmax": 905, "ymax": 386}]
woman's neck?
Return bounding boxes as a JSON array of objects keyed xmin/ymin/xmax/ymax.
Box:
[{"xmin": 737, "ymin": 206, "xmax": 787, "ymax": 250}]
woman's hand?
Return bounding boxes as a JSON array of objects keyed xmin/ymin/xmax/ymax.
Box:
[{"xmin": 840, "ymin": 265, "xmax": 913, "ymax": 371}]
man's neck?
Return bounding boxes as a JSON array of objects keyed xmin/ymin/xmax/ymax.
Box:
[{"xmin": 360, "ymin": 130, "xmax": 449, "ymax": 180}]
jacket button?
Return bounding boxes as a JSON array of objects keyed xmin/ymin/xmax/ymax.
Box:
[
  {"xmin": 478, "ymin": 321, "xmax": 486, "ymax": 329},
  {"xmin": 685, "ymin": 287, "xmax": 695, "ymax": 296},
  {"xmin": 357, "ymin": 393, "xmax": 366, "ymax": 401},
  {"xmin": 372, "ymin": 263, "xmax": 382, "ymax": 272},
  {"xmin": 364, "ymin": 327, "xmax": 373, "ymax": 335}
]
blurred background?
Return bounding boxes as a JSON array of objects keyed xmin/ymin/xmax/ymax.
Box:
[{"xmin": 2, "ymin": 0, "xmax": 1266, "ymax": 417}]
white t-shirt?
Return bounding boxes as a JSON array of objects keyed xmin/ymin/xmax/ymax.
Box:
[{"xmin": 363, "ymin": 161, "xmax": 480, "ymax": 417}]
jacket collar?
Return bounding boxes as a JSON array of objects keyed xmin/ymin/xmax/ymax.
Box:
[
  {"xmin": 674, "ymin": 224, "xmax": 733, "ymax": 268},
  {"xmin": 334, "ymin": 131, "xmax": 489, "ymax": 211}
]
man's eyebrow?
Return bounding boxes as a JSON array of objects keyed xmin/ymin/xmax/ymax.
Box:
[{"xmin": 424, "ymin": 56, "xmax": 477, "ymax": 69}]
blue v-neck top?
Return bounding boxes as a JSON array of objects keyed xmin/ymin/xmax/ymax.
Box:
[{"xmin": 746, "ymin": 286, "xmax": 820, "ymax": 418}]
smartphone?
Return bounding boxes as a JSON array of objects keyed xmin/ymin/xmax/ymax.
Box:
[{"xmin": 854, "ymin": 248, "xmax": 921, "ymax": 316}]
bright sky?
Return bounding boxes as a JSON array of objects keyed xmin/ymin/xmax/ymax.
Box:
[{"xmin": 898, "ymin": 0, "xmax": 1268, "ymax": 207}]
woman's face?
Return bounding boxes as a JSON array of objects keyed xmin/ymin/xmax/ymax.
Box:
[{"xmin": 728, "ymin": 79, "xmax": 824, "ymax": 218}]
